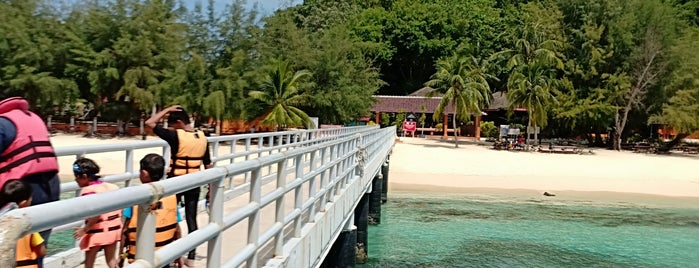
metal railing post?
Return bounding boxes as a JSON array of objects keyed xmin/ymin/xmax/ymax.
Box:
[
  {"xmin": 162, "ymin": 145, "xmax": 171, "ymax": 173},
  {"xmin": 125, "ymin": 149, "xmax": 134, "ymax": 187},
  {"xmin": 212, "ymin": 141, "xmax": 220, "ymax": 167},
  {"xmin": 244, "ymin": 138, "xmax": 251, "ymax": 183},
  {"xmin": 319, "ymin": 147, "xmax": 329, "ymax": 211},
  {"xmin": 135, "ymin": 202, "xmax": 156, "ymax": 266},
  {"xmin": 274, "ymin": 159, "xmax": 288, "ymax": 256},
  {"xmin": 228, "ymin": 140, "xmax": 236, "ymax": 188},
  {"xmin": 327, "ymin": 144, "xmax": 336, "ymax": 200},
  {"xmin": 207, "ymin": 175, "xmax": 225, "ymax": 268},
  {"xmin": 309, "ymin": 150, "xmax": 318, "ymax": 218},
  {"xmin": 247, "ymin": 168, "xmax": 261, "ymax": 268},
  {"xmin": 293, "ymin": 154, "xmax": 304, "ymax": 237}
]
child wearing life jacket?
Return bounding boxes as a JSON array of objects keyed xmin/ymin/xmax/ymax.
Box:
[
  {"xmin": 0, "ymin": 179, "xmax": 47, "ymax": 268},
  {"xmin": 120, "ymin": 153, "xmax": 183, "ymax": 268},
  {"xmin": 72, "ymin": 158, "xmax": 122, "ymax": 268}
]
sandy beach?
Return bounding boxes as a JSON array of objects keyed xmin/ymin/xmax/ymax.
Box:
[
  {"xmin": 49, "ymin": 133, "xmax": 699, "ymax": 199},
  {"xmin": 388, "ymin": 137, "xmax": 699, "ymax": 200}
]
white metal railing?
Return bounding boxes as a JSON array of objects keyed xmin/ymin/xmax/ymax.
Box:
[
  {"xmin": 44, "ymin": 126, "xmax": 373, "ymax": 255},
  {"xmin": 56, "ymin": 126, "xmax": 370, "ymax": 196},
  {"xmin": 0, "ymin": 126, "xmax": 395, "ymax": 268},
  {"xmin": 40, "ymin": 126, "xmax": 375, "ymax": 267}
]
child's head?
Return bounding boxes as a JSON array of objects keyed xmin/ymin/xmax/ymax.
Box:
[
  {"xmin": 139, "ymin": 153, "xmax": 165, "ymax": 183},
  {"xmin": 167, "ymin": 108, "xmax": 190, "ymax": 129},
  {"xmin": 73, "ymin": 158, "xmax": 101, "ymax": 187},
  {"xmin": 0, "ymin": 179, "xmax": 33, "ymax": 208}
]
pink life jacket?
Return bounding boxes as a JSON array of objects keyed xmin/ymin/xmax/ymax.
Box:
[{"xmin": 0, "ymin": 98, "xmax": 58, "ymax": 187}]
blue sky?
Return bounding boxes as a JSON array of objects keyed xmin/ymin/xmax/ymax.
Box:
[{"xmin": 183, "ymin": 0, "xmax": 303, "ymax": 17}]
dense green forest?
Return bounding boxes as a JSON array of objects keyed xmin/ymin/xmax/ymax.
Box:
[{"xmin": 1, "ymin": 0, "xmax": 698, "ymax": 148}]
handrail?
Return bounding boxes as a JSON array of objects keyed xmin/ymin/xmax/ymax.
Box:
[
  {"xmin": 55, "ymin": 126, "xmax": 371, "ymax": 194},
  {"xmin": 49, "ymin": 126, "xmax": 374, "ymax": 237},
  {"xmin": 0, "ymin": 126, "xmax": 395, "ymax": 268}
]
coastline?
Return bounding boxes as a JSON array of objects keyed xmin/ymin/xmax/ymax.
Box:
[
  {"xmin": 387, "ymin": 137, "xmax": 699, "ymax": 201},
  {"xmin": 388, "ymin": 184, "xmax": 699, "ymax": 208},
  {"xmin": 49, "ymin": 133, "xmax": 699, "ymax": 202}
]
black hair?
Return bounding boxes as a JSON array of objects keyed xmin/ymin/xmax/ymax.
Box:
[
  {"xmin": 140, "ymin": 153, "xmax": 165, "ymax": 181},
  {"xmin": 0, "ymin": 179, "xmax": 32, "ymax": 207},
  {"xmin": 167, "ymin": 108, "xmax": 190, "ymax": 125},
  {"xmin": 73, "ymin": 158, "xmax": 101, "ymax": 180}
]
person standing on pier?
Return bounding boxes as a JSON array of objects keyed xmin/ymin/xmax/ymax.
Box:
[
  {"xmin": 145, "ymin": 105, "xmax": 212, "ymax": 267},
  {"xmin": 72, "ymin": 158, "xmax": 122, "ymax": 268},
  {"xmin": 0, "ymin": 96, "xmax": 60, "ymax": 268},
  {"xmin": 120, "ymin": 154, "xmax": 183, "ymax": 268}
]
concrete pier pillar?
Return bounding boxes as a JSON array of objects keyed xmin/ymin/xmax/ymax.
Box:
[
  {"xmin": 381, "ymin": 161, "xmax": 389, "ymax": 204},
  {"xmin": 321, "ymin": 220, "xmax": 357, "ymax": 268},
  {"xmin": 354, "ymin": 193, "xmax": 369, "ymax": 263},
  {"xmin": 368, "ymin": 173, "xmax": 382, "ymax": 225}
]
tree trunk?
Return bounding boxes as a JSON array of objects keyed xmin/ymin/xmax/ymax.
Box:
[
  {"xmin": 452, "ymin": 113, "xmax": 458, "ymax": 148},
  {"xmin": 90, "ymin": 117, "xmax": 97, "ymax": 136},
  {"xmin": 526, "ymin": 120, "xmax": 531, "ymax": 145},
  {"xmin": 533, "ymin": 122, "xmax": 539, "ymax": 145},
  {"xmin": 140, "ymin": 118, "xmax": 145, "ymax": 140},
  {"xmin": 117, "ymin": 119, "xmax": 124, "ymax": 136},
  {"xmin": 613, "ymin": 109, "xmax": 630, "ymax": 151}
]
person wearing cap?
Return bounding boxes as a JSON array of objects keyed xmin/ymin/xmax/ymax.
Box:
[
  {"xmin": 145, "ymin": 105, "xmax": 212, "ymax": 267},
  {"xmin": 0, "ymin": 96, "xmax": 60, "ymax": 268}
]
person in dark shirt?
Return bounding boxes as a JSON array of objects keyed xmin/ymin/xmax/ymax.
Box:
[{"xmin": 145, "ymin": 105, "xmax": 211, "ymax": 267}]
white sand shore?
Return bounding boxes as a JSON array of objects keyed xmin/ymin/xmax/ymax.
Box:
[
  {"xmin": 49, "ymin": 134, "xmax": 699, "ymax": 198},
  {"xmin": 388, "ymin": 137, "xmax": 699, "ymax": 198}
]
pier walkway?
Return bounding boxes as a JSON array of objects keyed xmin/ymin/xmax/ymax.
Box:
[{"xmin": 0, "ymin": 126, "xmax": 395, "ymax": 268}]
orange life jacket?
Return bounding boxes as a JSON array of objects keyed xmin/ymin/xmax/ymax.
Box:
[
  {"xmin": 167, "ymin": 129, "xmax": 207, "ymax": 177},
  {"xmin": 0, "ymin": 97, "xmax": 58, "ymax": 187},
  {"xmin": 80, "ymin": 182, "xmax": 122, "ymax": 241},
  {"xmin": 125, "ymin": 195, "xmax": 178, "ymax": 263},
  {"xmin": 15, "ymin": 234, "xmax": 38, "ymax": 268}
]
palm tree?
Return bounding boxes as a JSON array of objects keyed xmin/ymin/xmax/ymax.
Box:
[
  {"xmin": 426, "ymin": 54, "xmax": 492, "ymax": 148},
  {"xmin": 491, "ymin": 26, "xmax": 564, "ymax": 146},
  {"xmin": 507, "ymin": 63, "xmax": 558, "ymax": 144},
  {"xmin": 494, "ymin": 37, "xmax": 564, "ymax": 72},
  {"xmin": 249, "ymin": 61, "xmax": 314, "ymax": 130}
]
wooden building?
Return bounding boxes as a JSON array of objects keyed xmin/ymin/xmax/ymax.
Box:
[{"xmin": 371, "ymin": 87, "xmax": 526, "ymax": 139}]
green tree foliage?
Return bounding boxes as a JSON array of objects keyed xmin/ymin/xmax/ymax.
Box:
[
  {"xmin": 248, "ymin": 61, "xmax": 313, "ymax": 129},
  {"xmin": 480, "ymin": 121, "xmax": 498, "ymax": 138},
  {"xmin": 507, "ymin": 63, "xmax": 559, "ymax": 144},
  {"xmin": 380, "ymin": 113, "xmax": 390, "ymax": 128},
  {"xmin": 426, "ymin": 54, "xmax": 492, "ymax": 148},
  {"xmin": 493, "ymin": 2, "xmax": 565, "ymax": 144},
  {"xmin": 0, "ymin": 0, "xmax": 79, "ymax": 115},
  {"xmin": 649, "ymin": 28, "xmax": 699, "ymax": 149},
  {"xmin": 1, "ymin": 0, "xmax": 698, "ymax": 140}
]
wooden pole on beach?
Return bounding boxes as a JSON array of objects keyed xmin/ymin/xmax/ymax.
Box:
[{"xmin": 442, "ymin": 114, "xmax": 448, "ymax": 138}]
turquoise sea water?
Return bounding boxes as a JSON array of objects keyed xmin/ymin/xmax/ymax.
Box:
[{"xmin": 359, "ymin": 192, "xmax": 699, "ymax": 268}]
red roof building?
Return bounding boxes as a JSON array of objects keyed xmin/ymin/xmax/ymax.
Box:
[{"xmin": 370, "ymin": 88, "xmax": 526, "ymax": 139}]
